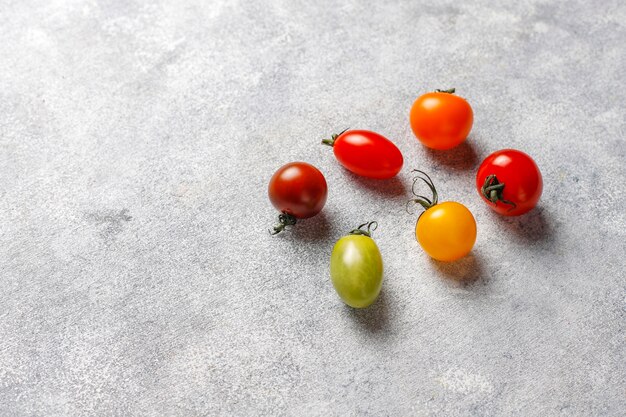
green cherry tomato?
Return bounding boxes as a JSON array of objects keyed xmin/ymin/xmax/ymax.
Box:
[{"xmin": 330, "ymin": 222, "xmax": 383, "ymax": 308}]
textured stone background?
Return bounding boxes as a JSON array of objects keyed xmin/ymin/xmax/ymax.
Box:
[{"xmin": 1, "ymin": 0, "xmax": 625, "ymax": 416}]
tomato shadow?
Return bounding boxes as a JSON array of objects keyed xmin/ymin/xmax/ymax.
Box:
[
  {"xmin": 429, "ymin": 253, "xmax": 486, "ymax": 286},
  {"xmin": 341, "ymin": 170, "xmax": 408, "ymax": 199},
  {"xmin": 345, "ymin": 288, "xmax": 390, "ymax": 334},
  {"xmin": 487, "ymin": 206, "xmax": 556, "ymax": 245},
  {"xmin": 286, "ymin": 211, "xmax": 333, "ymax": 242},
  {"xmin": 424, "ymin": 139, "xmax": 478, "ymax": 171}
]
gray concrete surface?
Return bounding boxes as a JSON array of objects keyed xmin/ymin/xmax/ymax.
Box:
[{"xmin": 1, "ymin": 0, "xmax": 625, "ymax": 415}]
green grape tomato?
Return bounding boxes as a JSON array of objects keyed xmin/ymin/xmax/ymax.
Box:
[{"xmin": 330, "ymin": 227, "xmax": 383, "ymax": 308}]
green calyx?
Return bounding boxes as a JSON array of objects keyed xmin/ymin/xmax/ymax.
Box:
[
  {"xmin": 406, "ymin": 169, "xmax": 439, "ymax": 213},
  {"xmin": 349, "ymin": 221, "xmax": 378, "ymax": 238},
  {"xmin": 269, "ymin": 212, "xmax": 297, "ymax": 235},
  {"xmin": 321, "ymin": 128, "xmax": 350, "ymax": 147},
  {"xmin": 481, "ymin": 175, "xmax": 517, "ymax": 211},
  {"xmin": 435, "ymin": 88, "xmax": 456, "ymax": 94}
]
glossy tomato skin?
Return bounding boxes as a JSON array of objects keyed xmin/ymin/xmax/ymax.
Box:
[
  {"xmin": 476, "ymin": 149, "xmax": 542, "ymax": 216},
  {"xmin": 332, "ymin": 130, "xmax": 403, "ymax": 179},
  {"xmin": 410, "ymin": 92, "xmax": 473, "ymax": 150},
  {"xmin": 416, "ymin": 202, "xmax": 476, "ymax": 262},
  {"xmin": 330, "ymin": 235, "xmax": 383, "ymax": 308},
  {"xmin": 268, "ymin": 162, "xmax": 327, "ymax": 219}
]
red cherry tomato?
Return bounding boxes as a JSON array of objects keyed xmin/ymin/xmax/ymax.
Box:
[
  {"xmin": 409, "ymin": 88, "xmax": 473, "ymax": 150},
  {"xmin": 268, "ymin": 162, "xmax": 328, "ymax": 234},
  {"xmin": 322, "ymin": 129, "xmax": 403, "ymax": 179},
  {"xmin": 476, "ymin": 149, "xmax": 543, "ymax": 216}
]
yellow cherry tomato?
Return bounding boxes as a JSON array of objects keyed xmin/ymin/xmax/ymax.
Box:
[
  {"xmin": 416, "ymin": 202, "xmax": 476, "ymax": 261},
  {"xmin": 408, "ymin": 170, "xmax": 477, "ymax": 262}
]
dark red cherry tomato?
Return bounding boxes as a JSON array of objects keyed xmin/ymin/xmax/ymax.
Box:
[
  {"xmin": 322, "ymin": 129, "xmax": 403, "ymax": 179},
  {"xmin": 476, "ymin": 149, "xmax": 543, "ymax": 216},
  {"xmin": 268, "ymin": 162, "xmax": 328, "ymax": 234}
]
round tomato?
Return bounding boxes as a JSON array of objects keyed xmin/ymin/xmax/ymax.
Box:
[
  {"xmin": 416, "ymin": 202, "xmax": 476, "ymax": 262},
  {"xmin": 476, "ymin": 149, "xmax": 542, "ymax": 216},
  {"xmin": 408, "ymin": 170, "xmax": 477, "ymax": 261},
  {"xmin": 330, "ymin": 222, "xmax": 383, "ymax": 308},
  {"xmin": 409, "ymin": 88, "xmax": 473, "ymax": 150},
  {"xmin": 268, "ymin": 162, "xmax": 327, "ymax": 234},
  {"xmin": 322, "ymin": 129, "xmax": 403, "ymax": 179}
]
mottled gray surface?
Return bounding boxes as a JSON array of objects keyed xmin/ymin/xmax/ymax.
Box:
[{"xmin": 0, "ymin": 0, "xmax": 625, "ymax": 416}]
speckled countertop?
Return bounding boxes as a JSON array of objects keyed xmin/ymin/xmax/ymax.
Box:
[{"xmin": 0, "ymin": 0, "xmax": 624, "ymax": 416}]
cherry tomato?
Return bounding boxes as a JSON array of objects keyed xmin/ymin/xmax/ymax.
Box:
[
  {"xmin": 408, "ymin": 170, "xmax": 477, "ymax": 262},
  {"xmin": 330, "ymin": 222, "xmax": 383, "ymax": 308},
  {"xmin": 476, "ymin": 149, "xmax": 543, "ymax": 216},
  {"xmin": 409, "ymin": 88, "xmax": 473, "ymax": 150},
  {"xmin": 268, "ymin": 162, "xmax": 327, "ymax": 234},
  {"xmin": 416, "ymin": 202, "xmax": 477, "ymax": 262},
  {"xmin": 322, "ymin": 129, "xmax": 403, "ymax": 179}
]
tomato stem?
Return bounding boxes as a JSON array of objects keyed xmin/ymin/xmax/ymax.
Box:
[
  {"xmin": 269, "ymin": 212, "xmax": 297, "ymax": 235},
  {"xmin": 481, "ymin": 175, "xmax": 517, "ymax": 211},
  {"xmin": 321, "ymin": 128, "xmax": 350, "ymax": 147},
  {"xmin": 349, "ymin": 221, "xmax": 378, "ymax": 238},
  {"xmin": 407, "ymin": 169, "xmax": 439, "ymax": 213},
  {"xmin": 435, "ymin": 88, "xmax": 456, "ymax": 94}
]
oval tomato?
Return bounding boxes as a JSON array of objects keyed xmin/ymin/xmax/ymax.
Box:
[
  {"xmin": 409, "ymin": 89, "xmax": 473, "ymax": 150},
  {"xmin": 322, "ymin": 129, "xmax": 403, "ymax": 179},
  {"xmin": 476, "ymin": 149, "xmax": 542, "ymax": 216},
  {"xmin": 330, "ymin": 222, "xmax": 383, "ymax": 308},
  {"xmin": 408, "ymin": 170, "xmax": 477, "ymax": 261},
  {"xmin": 268, "ymin": 162, "xmax": 327, "ymax": 234}
]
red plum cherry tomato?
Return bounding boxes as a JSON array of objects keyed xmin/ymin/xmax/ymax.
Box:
[{"xmin": 322, "ymin": 129, "xmax": 403, "ymax": 179}]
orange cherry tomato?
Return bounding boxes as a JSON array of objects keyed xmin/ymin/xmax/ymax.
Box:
[
  {"xmin": 409, "ymin": 88, "xmax": 473, "ymax": 150},
  {"xmin": 416, "ymin": 202, "xmax": 476, "ymax": 262},
  {"xmin": 408, "ymin": 170, "xmax": 477, "ymax": 262}
]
